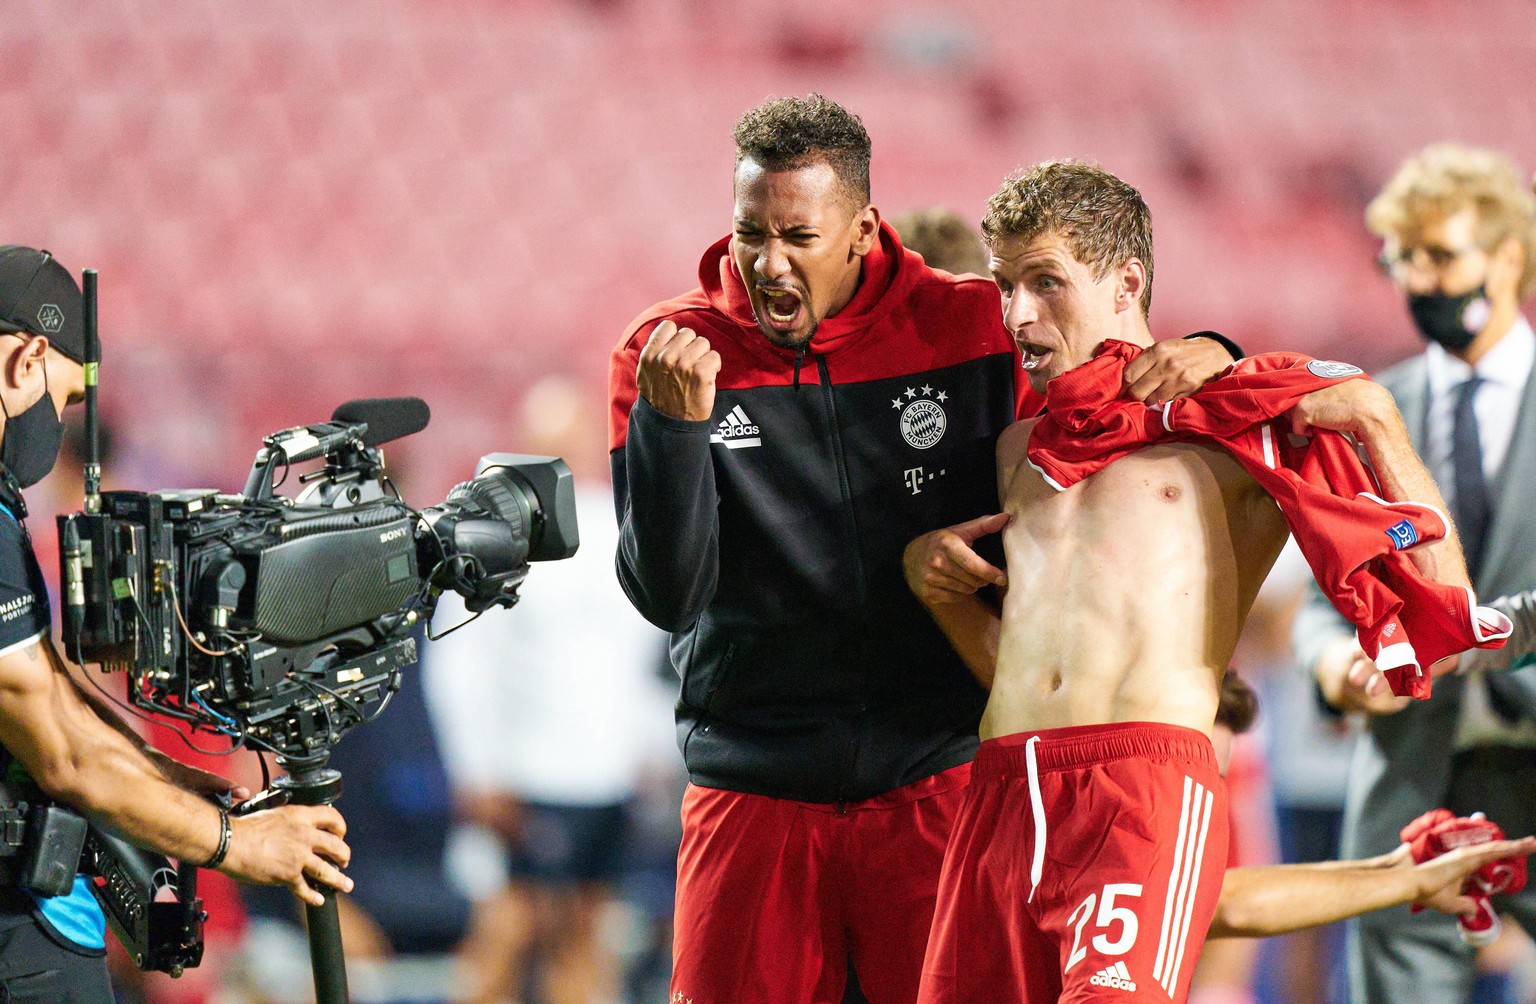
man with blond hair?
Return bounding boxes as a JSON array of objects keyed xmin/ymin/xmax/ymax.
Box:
[
  {"xmin": 1294, "ymin": 144, "xmax": 1536, "ymax": 1002},
  {"xmin": 905, "ymin": 160, "xmax": 1492, "ymax": 1003}
]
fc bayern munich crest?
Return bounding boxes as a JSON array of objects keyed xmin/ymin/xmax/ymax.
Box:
[{"xmin": 892, "ymin": 384, "xmax": 948, "ymax": 449}]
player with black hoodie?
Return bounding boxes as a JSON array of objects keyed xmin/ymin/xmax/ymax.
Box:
[{"xmin": 608, "ymin": 96, "xmax": 1237, "ymax": 1003}]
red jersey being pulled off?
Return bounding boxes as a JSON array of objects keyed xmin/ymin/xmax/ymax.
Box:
[{"xmin": 1026, "ymin": 340, "xmax": 1511, "ymax": 699}]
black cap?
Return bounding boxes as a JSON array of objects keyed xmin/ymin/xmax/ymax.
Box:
[{"xmin": 0, "ymin": 246, "xmax": 85, "ymax": 364}]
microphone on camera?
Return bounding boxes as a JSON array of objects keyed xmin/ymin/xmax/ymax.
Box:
[
  {"xmin": 267, "ymin": 423, "xmax": 369, "ymax": 465},
  {"xmin": 331, "ymin": 397, "xmax": 431, "ymax": 449}
]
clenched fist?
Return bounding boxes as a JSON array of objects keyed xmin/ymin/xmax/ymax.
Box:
[{"xmin": 637, "ymin": 320, "xmax": 722, "ymax": 422}]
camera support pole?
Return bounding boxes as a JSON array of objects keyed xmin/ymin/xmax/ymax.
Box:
[{"xmin": 272, "ymin": 754, "xmax": 349, "ymax": 1004}]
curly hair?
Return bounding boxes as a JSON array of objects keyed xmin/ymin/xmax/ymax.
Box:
[
  {"xmin": 981, "ymin": 160, "xmax": 1154, "ymax": 316},
  {"xmin": 1366, "ymin": 144, "xmax": 1536, "ymax": 299},
  {"xmin": 890, "ymin": 207, "xmax": 989, "ymax": 275},
  {"xmin": 733, "ymin": 94, "xmax": 871, "ymax": 211}
]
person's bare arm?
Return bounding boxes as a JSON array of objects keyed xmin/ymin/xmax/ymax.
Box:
[
  {"xmin": 61, "ymin": 665, "xmax": 250, "ymax": 800},
  {"xmin": 1289, "ymin": 379, "xmax": 1470, "ymax": 591},
  {"xmin": 902, "ymin": 420, "xmax": 1036, "ymax": 686},
  {"xmin": 1121, "ymin": 336, "xmax": 1239, "ymax": 405},
  {"xmin": 903, "ymin": 514, "xmax": 1008, "ymax": 687},
  {"xmin": 1208, "ymin": 837, "xmax": 1536, "ymax": 939},
  {"xmin": 0, "ymin": 635, "xmax": 353, "ymax": 905}
]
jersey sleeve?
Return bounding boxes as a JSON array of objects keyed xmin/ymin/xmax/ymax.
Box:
[
  {"xmin": 609, "ymin": 316, "xmax": 721, "ymax": 633},
  {"xmin": 0, "ymin": 516, "xmax": 50, "ymax": 657},
  {"xmin": 612, "ymin": 394, "xmax": 720, "ymax": 633}
]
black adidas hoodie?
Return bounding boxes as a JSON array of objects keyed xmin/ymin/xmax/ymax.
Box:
[{"xmin": 609, "ymin": 224, "xmax": 1032, "ymax": 803}]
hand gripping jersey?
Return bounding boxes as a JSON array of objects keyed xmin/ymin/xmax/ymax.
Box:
[
  {"xmin": 1027, "ymin": 341, "xmax": 1511, "ymax": 699},
  {"xmin": 610, "ymin": 223, "xmax": 1034, "ymax": 803},
  {"xmin": 1400, "ymin": 808, "xmax": 1528, "ymax": 946}
]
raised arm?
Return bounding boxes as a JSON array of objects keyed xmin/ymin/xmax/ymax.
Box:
[{"xmin": 611, "ymin": 320, "xmax": 723, "ymax": 631}]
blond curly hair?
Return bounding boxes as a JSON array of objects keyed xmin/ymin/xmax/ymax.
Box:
[{"xmin": 1366, "ymin": 144, "xmax": 1536, "ymax": 299}]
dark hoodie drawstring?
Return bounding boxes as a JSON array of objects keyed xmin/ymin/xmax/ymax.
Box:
[{"xmin": 793, "ymin": 348, "xmax": 806, "ymax": 390}]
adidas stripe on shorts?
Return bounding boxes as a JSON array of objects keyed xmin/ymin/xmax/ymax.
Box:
[{"xmin": 918, "ymin": 722, "xmax": 1228, "ymax": 1003}]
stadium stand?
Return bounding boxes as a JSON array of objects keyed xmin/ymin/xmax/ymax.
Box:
[{"xmin": 2, "ymin": 0, "xmax": 1533, "ymax": 494}]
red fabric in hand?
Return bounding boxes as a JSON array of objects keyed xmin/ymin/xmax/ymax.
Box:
[
  {"xmin": 1024, "ymin": 342, "xmax": 1511, "ymax": 699},
  {"xmin": 1399, "ymin": 809, "xmax": 1528, "ymax": 917}
]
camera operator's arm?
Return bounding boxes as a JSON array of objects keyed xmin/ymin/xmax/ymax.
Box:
[
  {"xmin": 611, "ymin": 319, "xmax": 721, "ymax": 631},
  {"xmin": 0, "ymin": 635, "xmax": 353, "ymax": 907},
  {"xmin": 60, "ymin": 667, "xmax": 251, "ymax": 800}
]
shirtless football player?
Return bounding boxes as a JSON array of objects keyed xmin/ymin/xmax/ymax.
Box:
[{"xmin": 904, "ymin": 161, "xmax": 1473, "ymax": 1004}]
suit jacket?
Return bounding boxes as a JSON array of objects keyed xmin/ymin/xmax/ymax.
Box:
[{"xmin": 1291, "ymin": 348, "xmax": 1536, "ymax": 859}]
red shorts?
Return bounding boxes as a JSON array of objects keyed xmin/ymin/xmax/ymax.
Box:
[
  {"xmin": 671, "ymin": 764, "xmax": 970, "ymax": 1004},
  {"xmin": 919, "ymin": 723, "xmax": 1228, "ymax": 1004}
]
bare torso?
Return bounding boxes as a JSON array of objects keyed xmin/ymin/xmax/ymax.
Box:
[{"xmin": 982, "ymin": 417, "xmax": 1290, "ymax": 741}]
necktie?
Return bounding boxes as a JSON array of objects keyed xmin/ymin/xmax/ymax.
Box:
[
  {"xmin": 1453, "ymin": 376, "xmax": 1528, "ymax": 722},
  {"xmin": 1451, "ymin": 375, "xmax": 1490, "ymax": 578}
]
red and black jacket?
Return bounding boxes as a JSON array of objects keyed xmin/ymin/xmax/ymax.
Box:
[{"xmin": 609, "ymin": 224, "xmax": 1033, "ymax": 803}]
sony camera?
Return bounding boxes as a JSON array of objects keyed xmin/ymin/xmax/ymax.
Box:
[
  {"xmin": 48, "ymin": 395, "xmax": 577, "ymax": 974},
  {"xmin": 56, "ymin": 397, "xmax": 579, "ymax": 760}
]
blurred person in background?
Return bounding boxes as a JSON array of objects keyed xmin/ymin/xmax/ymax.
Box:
[
  {"xmin": 427, "ymin": 375, "xmax": 670, "ymax": 1004},
  {"xmin": 0, "ymin": 246, "xmax": 353, "ymax": 1003},
  {"xmin": 1294, "ymin": 144, "xmax": 1536, "ymax": 1004},
  {"xmin": 610, "ymin": 95, "xmax": 1238, "ymax": 1004},
  {"xmin": 233, "ymin": 610, "xmax": 480, "ymax": 1003},
  {"xmin": 1191, "ymin": 630, "xmax": 1283, "ymax": 1004},
  {"xmin": 888, "ymin": 207, "xmax": 989, "ymax": 276}
]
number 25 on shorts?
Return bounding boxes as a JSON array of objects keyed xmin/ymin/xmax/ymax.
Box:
[{"xmin": 1065, "ymin": 882, "xmax": 1143, "ymax": 971}]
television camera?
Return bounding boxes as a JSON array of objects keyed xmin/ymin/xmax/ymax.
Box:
[
  {"xmin": 58, "ymin": 395, "xmax": 577, "ymax": 761},
  {"xmin": 47, "ymin": 270, "xmax": 578, "ymax": 1001}
]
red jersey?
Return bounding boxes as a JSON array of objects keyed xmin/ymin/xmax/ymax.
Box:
[{"xmin": 1026, "ymin": 341, "xmax": 1511, "ymax": 699}]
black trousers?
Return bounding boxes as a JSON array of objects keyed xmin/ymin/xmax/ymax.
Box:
[{"xmin": 0, "ymin": 895, "xmax": 111, "ymax": 1004}]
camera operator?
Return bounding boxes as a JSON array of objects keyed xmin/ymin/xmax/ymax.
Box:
[{"xmin": 0, "ymin": 246, "xmax": 352, "ymax": 1002}]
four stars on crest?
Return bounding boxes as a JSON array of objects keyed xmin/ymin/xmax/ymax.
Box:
[{"xmin": 891, "ymin": 385, "xmax": 948, "ymax": 409}]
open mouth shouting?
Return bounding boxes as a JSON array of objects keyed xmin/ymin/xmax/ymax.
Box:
[{"xmin": 756, "ymin": 284, "xmax": 807, "ymax": 335}]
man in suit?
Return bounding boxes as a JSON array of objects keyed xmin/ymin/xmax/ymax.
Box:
[{"xmin": 1293, "ymin": 144, "xmax": 1536, "ymax": 1003}]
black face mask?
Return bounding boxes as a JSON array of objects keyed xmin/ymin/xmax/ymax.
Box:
[
  {"xmin": 1407, "ymin": 285, "xmax": 1490, "ymax": 353},
  {"xmin": 0, "ymin": 367, "xmax": 64, "ymax": 489}
]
